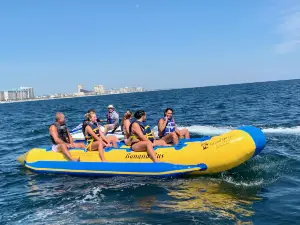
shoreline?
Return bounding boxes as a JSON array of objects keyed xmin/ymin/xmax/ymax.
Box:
[
  {"xmin": 1, "ymin": 78, "xmax": 299, "ymax": 105},
  {"xmin": 0, "ymin": 92, "xmax": 146, "ymax": 104},
  {"xmin": 0, "ymin": 95, "xmax": 96, "ymax": 104}
]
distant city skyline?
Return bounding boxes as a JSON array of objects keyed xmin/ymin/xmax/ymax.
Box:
[
  {"xmin": 1, "ymin": 1, "xmax": 300, "ymax": 95},
  {"xmin": 0, "ymin": 87, "xmax": 34, "ymax": 101},
  {"xmin": 0, "ymin": 83, "xmax": 147, "ymax": 102},
  {"xmin": 75, "ymin": 84, "xmax": 145, "ymax": 97}
]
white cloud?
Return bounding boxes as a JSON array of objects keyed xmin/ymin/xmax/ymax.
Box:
[{"xmin": 275, "ymin": 3, "xmax": 300, "ymax": 54}]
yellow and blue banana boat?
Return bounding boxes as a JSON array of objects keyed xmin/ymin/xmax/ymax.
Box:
[{"xmin": 17, "ymin": 126, "xmax": 266, "ymax": 177}]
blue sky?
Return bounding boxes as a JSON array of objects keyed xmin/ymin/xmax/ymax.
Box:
[{"xmin": 0, "ymin": 0, "xmax": 300, "ymax": 95}]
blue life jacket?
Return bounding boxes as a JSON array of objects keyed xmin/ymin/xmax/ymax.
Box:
[{"xmin": 161, "ymin": 117, "xmax": 176, "ymax": 136}]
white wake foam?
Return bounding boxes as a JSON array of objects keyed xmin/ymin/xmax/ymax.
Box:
[
  {"xmin": 72, "ymin": 123, "xmax": 300, "ymax": 137},
  {"xmin": 152, "ymin": 125, "xmax": 231, "ymax": 136},
  {"xmin": 83, "ymin": 187, "xmax": 105, "ymax": 202},
  {"xmin": 153, "ymin": 125, "xmax": 300, "ymax": 136},
  {"xmin": 182, "ymin": 125, "xmax": 231, "ymax": 136},
  {"xmin": 262, "ymin": 126, "xmax": 300, "ymax": 135},
  {"xmin": 222, "ymin": 176, "xmax": 264, "ymax": 187}
]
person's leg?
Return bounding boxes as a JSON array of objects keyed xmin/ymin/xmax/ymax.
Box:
[
  {"xmin": 73, "ymin": 142, "xmax": 86, "ymax": 148},
  {"xmin": 57, "ymin": 144, "xmax": 79, "ymax": 161},
  {"xmin": 103, "ymin": 124, "xmax": 114, "ymax": 135},
  {"xmin": 154, "ymin": 139, "xmax": 169, "ymax": 146},
  {"xmin": 106, "ymin": 135, "xmax": 118, "ymax": 148},
  {"xmin": 171, "ymin": 132, "xmax": 179, "ymax": 144},
  {"xmin": 90, "ymin": 141, "xmax": 106, "ymax": 162},
  {"xmin": 161, "ymin": 132, "xmax": 178, "ymax": 145},
  {"xmin": 124, "ymin": 137, "xmax": 133, "ymax": 146},
  {"xmin": 179, "ymin": 128, "xmax": 190, "ymax": 139},
  {"xmin": 160, "ymin": 133, "xmax": 173, "ymax": 144},
  {"xmin": 131, "ymin": 141, "xmax": 158, "ymax": 162}
]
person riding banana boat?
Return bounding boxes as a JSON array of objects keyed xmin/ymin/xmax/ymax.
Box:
[
  {"xmin": 121, "ymin": 110, "xmax": 134, "ymax": 146},
  {"xmin": 129, "ymin": 110, "xmax": 168, "ymax": 162},
  {"xmin": 49, "ymin": 112, "xmax": 85, "ymax": 161},
  {"xmin": 158, "ymin": 108, "xmax": 190, "ymax": 144},
  {"xmin": 19, "ymin": 110, "xmax": 267, "ymax": 176},
  {"xmin": 84, "ymin": 112, "xmax": 118, "ymax": 161},
  {"xmin": 82, "ymin": 108, "xmax": 103, "ymax": 134},
  {"xmin": 103, "ymin": 105, "xmax": 120, "ymax": 135}
]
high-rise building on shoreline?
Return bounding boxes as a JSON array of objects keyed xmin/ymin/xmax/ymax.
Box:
[
  {"xmin": 20, "ymin": 87, "xmax": 34, "ymax": 99},
  {"xmin": 76, "ymin": 84, "xmax": 145, "ymax": 96},
  {"xmin": 76, "ymin": 84, "xmax": 93, "ymax": 96},
  {"xmin": 0, "ymin": 87, "xmax": 35, "ymax": 101},
  {"xmin": 77, "ymin": 84, "xmax": 84, "ymax": 94},
  {"xmin": 0, "ymin": 91, "xmax": 5, "ymax": 101},
  {"xmin": 94, "ymin": 85, "xmax": 105, "ymax": 94}
]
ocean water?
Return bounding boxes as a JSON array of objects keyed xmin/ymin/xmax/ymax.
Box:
[{"xmin": 1, "ymin": 79, "xmax": 300, "ymax": 224}]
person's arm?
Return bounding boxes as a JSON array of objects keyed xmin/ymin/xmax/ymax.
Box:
[
  {"xmin": 113, "ymin": 112, "xmax": 119, "ymax": 128},
  {"xmin": 110, "ymin": 112, "xmax": 119, "ymax": 133},
  {"xmin": 173, "ymin": 119, "xmax": 181, "ymax": 135},
  {"xmin": 151, "ymin": 130, "xmax": 157, "ymax": 140},
  {"xmin": 175, "ymin": 128, "xmax": 181, "ymax": 135},
  {"xmin": 49, "ymin": 125, "xmax": 68, "ymax": 145},
  {"xmin": 98, "ymin": 127, "xmax": 111, "ymax": 146},
  {"xmin": 132, "ymin": 123, "xmax": 148, "ymax": 141},
  {"xmin": 124, "ymin": 120, "xmax": 130, "ymax": 135},
  {"xmin": 67, "ymin": 129, "xmax": 75, "ymax": 147},
  {"xmin": 158, "ymin": 118, "xmax": 168, "ymax": 133}
]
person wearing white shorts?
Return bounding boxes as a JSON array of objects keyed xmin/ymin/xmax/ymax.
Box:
[{"xmin": 49, "ymin": 112, "xmax": 85, "ymax": 161}]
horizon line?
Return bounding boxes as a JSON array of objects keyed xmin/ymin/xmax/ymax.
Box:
[{"xmin": 148, "ymin": 78, "xmax": 300, "ymax": 92}]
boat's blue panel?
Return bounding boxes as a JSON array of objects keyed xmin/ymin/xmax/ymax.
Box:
[{"xmin": 25, "ymin": 161, "xmax": 208, "ymax": 177}]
